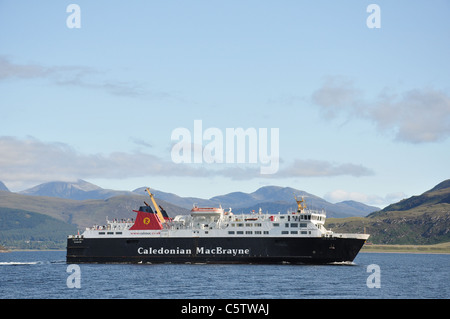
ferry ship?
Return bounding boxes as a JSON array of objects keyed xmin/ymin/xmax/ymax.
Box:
[{"xmin": 66, "ymin": 188, "xmax": 369, "ymax": 264}]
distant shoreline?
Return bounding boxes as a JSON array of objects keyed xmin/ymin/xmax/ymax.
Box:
[
  {"xmin": 0, "ymin": 249, "xmax": 65, "ymax": 253},
  {"xmin": 361, "ymin": 242, "xmax": 450, "ymax": 254}
]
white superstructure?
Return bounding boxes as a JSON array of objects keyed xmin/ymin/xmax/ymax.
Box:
[{"xmin": 73, "ymin": 197, "xmax": 369, "ymax": 241}]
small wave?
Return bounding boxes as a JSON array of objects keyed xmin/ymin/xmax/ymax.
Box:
[
  {"xmin": 328, "ymin": 261, "xmax": 356, "ymax": 266},
  {"xmin": 0, "ymin": 261, "xmax": 40, "ymax": 266}
]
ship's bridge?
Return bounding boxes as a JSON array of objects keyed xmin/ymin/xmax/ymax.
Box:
[
  {"xmin": 282, "ymin": 209, "xmax": 326, "ymax": 225},
  {"xmin": 292, "ymin": 196, "xmax": 326, "ymax": 225}
]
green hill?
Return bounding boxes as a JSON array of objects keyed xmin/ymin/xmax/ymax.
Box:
[
  {"xmin": 325, "ymin": 179, "xmax": 450, "ymax": 244},
  {"xmin": 0, "ymin": 207, "xmax": 77, "ymax": 250},
  {"xmin": 368, "ymin": 179, "xmax": 450, "ymax": 216},
  {"xmin": 0, "ymin": 191, "xmax": 190, "ymax": 250},
  {"xmin": 0, "ymin": 191, "xmax": 189, "ymax": 229}
]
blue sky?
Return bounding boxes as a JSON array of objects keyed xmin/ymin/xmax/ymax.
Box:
[{"xmin": 0, "ymin": 0, "xmax": 449, "ymax": 207}]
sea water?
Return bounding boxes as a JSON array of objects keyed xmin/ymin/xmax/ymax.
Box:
[{"xmin": 0, "ymin": 250, "xmax": 448, "ymax": 299}]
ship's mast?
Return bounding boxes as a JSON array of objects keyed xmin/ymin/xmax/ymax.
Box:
[{"xmin": 294, "ymin": 195, "xmax": 306, "ymax": 213}]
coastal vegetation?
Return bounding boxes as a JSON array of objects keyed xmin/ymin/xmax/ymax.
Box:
[
  {"xmin": 0, "ymin": 207, "xmax": 76, "ymax": 250},
  {"xmin": 361, "ymin": 242, "xmax": 450, "ymax": 254}
]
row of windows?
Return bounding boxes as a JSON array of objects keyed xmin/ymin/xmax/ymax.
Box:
[
  {"xmin": 273, "ymin": 223, "xmax": 308, "ymax": 228},
  {"xmin": 281, "ymin": 231, "xmax": 310, "ymax": 235},
  {"xmin": 279, "ymin": 214, "xmax": 324, "ymax": 222},
  {"xmin": 228, "ymin": 231, "xmax": 270, "ymax": 235},
  {"xmin": 230, "ymin": 223, "xmax": 262, "ymax": 227},
  {"xmin": 280, "ymin": 215, "xmax": 311, "ymax": 221},
  {"xmin": 230, "ymin": 222, "xmax": 309, "ymax": 228},
  {"xmin": 99, "ymin": 230, "xmax": 311, "ymax": 236},
  {"xmin": 227, "ymin": 230, "xmax": 311, "ymax": 235},
  {"xmin": 98, "ymin": 232, "xmax": 122, "ymax": 235}
]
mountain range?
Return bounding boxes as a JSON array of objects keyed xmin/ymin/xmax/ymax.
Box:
[
  {"xmin": 0, "ymin": 179, "xmax": 448, "ymax": 249},
  {"xmin": 0, "ymin": 181, "xmax": 9, "ymax": 192},
  {"xmin": 9, "ymin": 179, "xmax": 379, "ymax": 218},
  {"xmin": 18, "ymin": 179, "xmax": 132, "ymax": 200}
]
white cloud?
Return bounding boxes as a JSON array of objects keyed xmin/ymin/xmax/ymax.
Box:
[
  {"xmin": 312, "ymin": 77, "xmax": 450, "ymax": 143},
  {"xmin": 0, "ymin": 56, "xmax": 146, "ymax": 97},
  {"xmin": 312, "ymin": 77, "xmax": 363, "ymax": 119},
  {"xmin": 276, "ymin": 159, "xmax": 373, "ymax": 178},
  {"xmin": 0, "ymin": 56, "xmax": 49, "ymax": 80},
  {"xmin": 0, "ymin": 137, "xmax": 375, "ymax": 190},
  {"xmin": 0, "ymin": 56, "xmax": 94, "ymax": 82},
  {"xmin": 369, "ymin": 88, "xmax": 450, "ymax": 143},
  {"xmin": 0, "ymin": 136, "xmax": 192, "ymax": 186}
]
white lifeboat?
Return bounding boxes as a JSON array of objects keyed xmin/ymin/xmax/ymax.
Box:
[{"xmin": 190, "ymin": 204, "xmax": 224, "ymax": 217}]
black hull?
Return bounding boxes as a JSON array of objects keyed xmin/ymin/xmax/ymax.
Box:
[{"xmin": 67, "ymin": 236, "xmax": 366, "ymax": 264}]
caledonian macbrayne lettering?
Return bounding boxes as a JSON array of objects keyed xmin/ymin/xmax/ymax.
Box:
[{"xmin": 137, "ymin": 246, "xmax": 250, "ymax": 256}]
